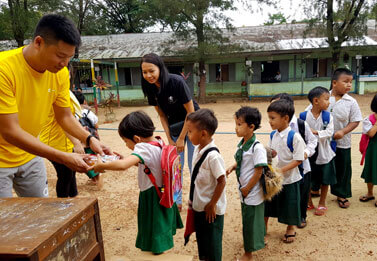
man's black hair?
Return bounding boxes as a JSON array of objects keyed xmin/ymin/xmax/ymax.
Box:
[
  {"xmin": 235, "ymin": 106, "xmax": 261, "ymax": 130},
  {"xmin": 140, "ymin": 53, "xmax": 170, "ymax": 99},
  {"xmin": 371, "ymin": 94, "xmax": 377, "ymax": 113},
  {"xmin": 118, "ymin": 111, "xmax": 155, "ymax": 140},
  {"xmin": 270, "ymin": 93, "xmax": 294, "ymax": 104},
  {"xmin": 187, "ymin": 109, "xmax": 218, "ymax": 135},
  {"xmin": 34, "ymin": 14, "xmax": 81, "ymax": 47},
  {"xmin": 330, "ymin": 68, "xmax": 353, "ymax": 90},
  {"xmin": 267, "ymin": 99, "xmax": 295, "ymax": 121},
  {"xmin": 73, "ymin": 91, "xmax": 85, "ymax": 104},
  {"xmin": 308, "ymin": 86, "xmax": 330, "ymax": 103}
]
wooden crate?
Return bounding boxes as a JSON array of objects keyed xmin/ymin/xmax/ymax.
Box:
[{"xmin": 0, "ymin": 197, "xmax": 104, "ymax": 261}]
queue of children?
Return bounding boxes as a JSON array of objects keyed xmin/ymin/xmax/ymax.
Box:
[{"xmin": 87, "ymin": 65, "xmax": 377, "ymax": 261}]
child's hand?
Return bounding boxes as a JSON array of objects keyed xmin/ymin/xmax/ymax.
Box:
[
  {"xmin": 88, "ymin": 154, "xmax": 106, "ymax": 173},
  {"xmin": 226, "ymin": 165, "xmax": 236, "ymax": 176},
  {"xmin": 240, "ymin": 186, "xmax": 250, "ymax": 198},
  {"xmin": 304, "ymin": 152, "xmax": 308, "ymax": 160},
  {"xmin": 271, "ymin": 149, "xmax": 277, "ymax": 158},
  {"xmin": 113, "ymin": 151, "xmax": 124, "ymax": 160},
  {"xmin": 333, "ymin": 130, "xmax": 344, "ymax": 140},
  {"xmin": 311, "ymin": 128, "xmax": 318, "ymax": 135},
  {"xmin": 204, "ymin": 202, "xmax": 217, "ymax": 223}
]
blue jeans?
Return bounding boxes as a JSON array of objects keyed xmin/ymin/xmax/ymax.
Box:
[{"xmin": 171, "ymin": 135, "xmax": 194, "ymax": 205}]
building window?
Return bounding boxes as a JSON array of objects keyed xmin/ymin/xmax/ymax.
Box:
[
  {"xmin": 261, "ymin": 61, "xmax": 280, "ymax": 83},
  {"xmin": 361, "ymin": 56, "xmax": 377, "ymax": 75},
  {"xmin": 307, "ymin": 58, "xmax": 329, "ymax": 78},
  {"xmin": 124, "ymin": 68, "xmax": 132, "ymax": 85},
  {"xmin": 214, "ymin": 64, "xmax": 230, "ymax": 82}
]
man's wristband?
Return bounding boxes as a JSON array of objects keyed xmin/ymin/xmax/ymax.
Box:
[{"xmin": 86, "ymin": 134, "xmax": 96, "ymax": 147}]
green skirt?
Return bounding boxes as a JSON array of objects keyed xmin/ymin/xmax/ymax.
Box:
[
  {"xmin": 136, "ymin": 187, "xmax": 183, "ymax": 253},
  {"xmin": 311, "ymin": 159, "xmax": 337, "ymax": 186},
  {"xmin": 242, "ymin": 202, "xmax": 265, "ymax": 252},
  {"xmin": 331, "ymin": 148, "xmax": 352, "ymax": 198},
  {"xmin": 264, "ymin": 181, "xmax": 301, "ymax": 226},
  {"xmin": 361, "ymin": 135, "xmax": 377, "ymax": 185}
]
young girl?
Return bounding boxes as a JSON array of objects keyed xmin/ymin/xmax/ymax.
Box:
[
  {"xmin": 359, "ymin": 94, "xmax": 377, "ymax": 207},
  {"xmin": 90, "ymin": 111, "xmax": 183, "ymax": 254}
]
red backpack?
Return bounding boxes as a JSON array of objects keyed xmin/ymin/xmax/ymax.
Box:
[
  {"xmin": 359, "ymin": 114, "xmax": 377, "ymax": 165},
  {"xmin": 144, "ymin": 137, "xmax": 182, "ymax": 208}
]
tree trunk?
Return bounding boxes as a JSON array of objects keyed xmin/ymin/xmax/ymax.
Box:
[
  {"xmin": 196, "ymin": 12, "xmax": 206, "ymax": 104},
  {"xmin": 8, "ymin": 0, "xmax": 27, "ymax": 47},
  {"xmin": 331, "ymin": 45, "xmax": 341, "ymax": 73}
]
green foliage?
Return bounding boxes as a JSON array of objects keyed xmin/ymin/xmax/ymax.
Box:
[
  {"xmin": 264, "ymin": 12, "xmax": 288, "ymax": 25},
  {"xmin": 97, "ymin": 0, "xmax": 153, "ymax": 33}
]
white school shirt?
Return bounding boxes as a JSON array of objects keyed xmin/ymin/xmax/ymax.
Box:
[
  {"xmin": 328, "ymin": 92, "xmax": 362, "ymax": 149},
  {"xmin": 290, "ymin": 115, "xmax": 317, "ymax": 174},
  {"xmin": 362, "ymin": 116, "xmax": 376, "ymax": 134},
  {"xmin": 82, "ymin": 108, "xmax": 98, "ymax": 125},
  {"xmin": 269, "ymin": 126, "xmax": 305, "ymax": 185},
  {"xmin": 132, "ymin": 142, "xmax": 163, "ymax": 192},
  {"xmin": 238, "ymin": 138, "xmax": 267, "ymax": 206},
  {"xmin": 305, "ymin": 110, "xmax": 336, "ymax": 164},
  {"xmin": 192, "ymin": 140, "xmax": 227, "ymax": 215}
]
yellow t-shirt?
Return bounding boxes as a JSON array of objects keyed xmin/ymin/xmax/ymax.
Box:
[
  {"xmin": 39, "ymin": 91, "xmax": 82, "ymax": 153},
  {"xmin": 0, "ymin": 47, "xmax": 71, "ymax": 167}
]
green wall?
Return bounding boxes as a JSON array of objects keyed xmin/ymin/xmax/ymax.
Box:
[{"xmin": 247, "ymin": 79, "xmax": 356, "ymax": 97}]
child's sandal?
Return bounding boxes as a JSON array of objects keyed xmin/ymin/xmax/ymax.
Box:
[{"xmin": 283, "ymin": 232, "xmax": 296, "ymax": 243}]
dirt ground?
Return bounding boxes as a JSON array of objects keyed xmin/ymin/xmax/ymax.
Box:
[{"xmin": 44, "ymin": 93, "xmax": 377, "ymax": 261}]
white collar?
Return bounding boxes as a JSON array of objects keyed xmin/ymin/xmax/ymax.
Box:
[{"xmin": 197, "ymin": 140, "xmax": 216, "ymax": 156}]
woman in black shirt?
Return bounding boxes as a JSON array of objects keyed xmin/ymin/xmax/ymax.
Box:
[{"xmin": 141, "ymin": 53, "xmax": 199, "ymax": 210}]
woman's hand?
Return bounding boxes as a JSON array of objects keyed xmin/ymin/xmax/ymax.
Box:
[{"xmin": 175, "ymin": 137, "xmax": 185, "ymax": 153}]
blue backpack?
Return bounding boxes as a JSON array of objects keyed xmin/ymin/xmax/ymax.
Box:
[
  {"xmin": 299, "ymin": 110, "xmax": 336, "ymax": 152},
  {"xmin": 270, "ymin": 130, "xmax": 296, "ymax": 153},
  {"xmin": 270, "ymin": 130, "xmax": 305, "ymax": 179}
]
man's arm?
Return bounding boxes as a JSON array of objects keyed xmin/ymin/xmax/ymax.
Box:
[
  {"xmin": 0, "ymin": 113, "xmax": 90, "ymax": 172},
  {"xmin": 53, "ymin": 105, "xmax": 111, "ymax": 155}
]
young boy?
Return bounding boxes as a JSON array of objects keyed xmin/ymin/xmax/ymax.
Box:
[
  {"xmin": 328, "ymin": 68, "xmax": 362, "ymax": 208},
  {"xmin": 186, "ymin": 109, "xmax": 226, "ymax": 261},
  {"xmin": 227, "ymin": 107, "xmax": 266, "ymax": 261},
  {"xmin": 265, "ymin": 99, "xmax": 306, "ymax": 243},
  {"xmin": 270, "ymin": 93, "xmax": 317, "ymax": 228},
  {"xmin": 303, "ymin": 87, "xmax": 337, "ymax": 215}
]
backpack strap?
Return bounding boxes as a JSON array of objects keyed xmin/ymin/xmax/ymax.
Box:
[
  {"xmin": 299, "ymin": 111, "xmax": 308, "ymax": 121},
  {"xmin": 297, "ymin": 118, "xmax": 306, "ymax": 143},
  {"xmin": 144, "ymin": 137, "xmax": 166, "ymax": 199},
  {"xmin": 251, "ymin": 141, "xmax": 260, "ymax": 153},
  {"xmin": 321, "ymin": 110, "xmax": 330, "ymax": 130},
  {"xmin": 370, "ymin": 113, "xmax": 377, "ymax": 125},
  {"xmin": 189, "ymin": 147, "xmax": 220, "ymax": 202},
  {"xmin": 270, "ymin": 130, "xmax": 277, "ymax": 140},
  {"xmin": 287, "ymin": 130, "xmax": 295, "ymax": 153}
]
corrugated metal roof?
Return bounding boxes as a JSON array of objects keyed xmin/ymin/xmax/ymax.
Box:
[{"xmin": 1, "ymin": 20, "xmax": 376, "ymax": 60}]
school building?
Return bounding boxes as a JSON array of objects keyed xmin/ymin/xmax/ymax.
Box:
[{"xmin": 1, "ymin": 20, "xmax": 377, "ymax": 103}]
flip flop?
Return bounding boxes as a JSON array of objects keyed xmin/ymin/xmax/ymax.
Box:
[
  {"xmin": 307, "ymin": 204, "xmax": 315, "ymax": 210},
  {"xmin": 337, "ymin": 198, "xmax": 350, "ymax": 209},
  {"xmin": 314, "ymin": 206, "xmax": 328, "ymax": 216},
  {"xmin": 359, "ymin": 195, "xmax": 375, "ymax": 202},
  {"xmin": 283, "ymin": 232, "xmax": 296, "ymax": 243}
]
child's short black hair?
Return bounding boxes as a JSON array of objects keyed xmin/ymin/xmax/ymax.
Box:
[
  {"xmin": 371, "ymin": 94, "xmax": 377, "ymax": 113},
  {"xmin": 270, "ymin": 93, "xmax": 294, "ymax": 104},
  {"xmin": 187, "ymin": 109, "xmax": 218, "ymax": 135},
  {"xmin": 308, "ymin": 86, "xmax": 329, "ymax": 103},
  {"xmin": 73, "ymin": 91, "xmax": 85, "ymax": 104},
  {"xmin": 34, "ymin": 14, "xmax": 81, "ymax": 47},
  {"xmin": 267, "ymin": 99, "xmax": 295, "ymax": 121},
  {"xmin": 235, "ymin": 106, "xmax": 261, "ymax": 130},
  {"xmin": 118, "ymin": 111, "xmax": 155, "ymax": 140},
  {"xmin": 330, "ymin": 68, "xmax": 353, "ymax": 89}
]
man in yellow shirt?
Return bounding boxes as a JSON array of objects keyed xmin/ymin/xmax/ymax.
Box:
[{"xmin": 0, "ymin": 14, "xmax": 110, "ymax": 197}]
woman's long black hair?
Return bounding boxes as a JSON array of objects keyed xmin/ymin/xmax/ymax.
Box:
[{"xmin": 140, "ymin": 53, "xmax": 169, "ymax": 99}]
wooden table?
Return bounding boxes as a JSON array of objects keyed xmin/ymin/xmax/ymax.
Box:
[{"xmin": 0, "ymin": 197, "xmax": 104, "ymax": 261}]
